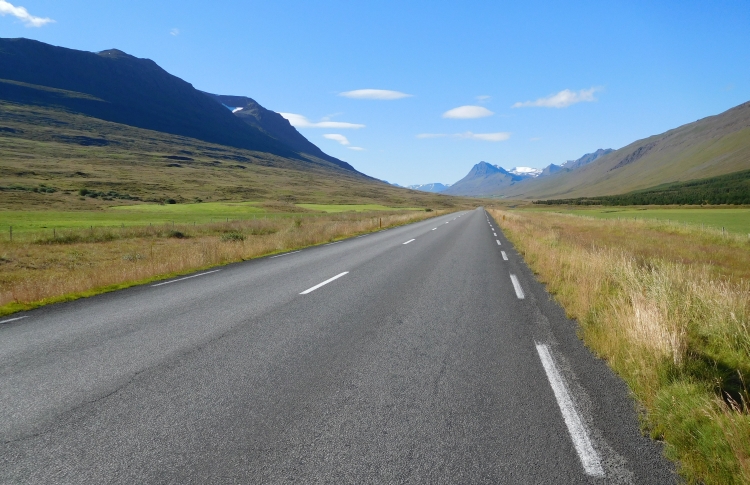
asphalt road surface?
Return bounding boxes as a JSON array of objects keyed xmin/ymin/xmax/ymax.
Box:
[{"xmin": 1, "ymin": 208, "xmax": 676, "ymax": 484}]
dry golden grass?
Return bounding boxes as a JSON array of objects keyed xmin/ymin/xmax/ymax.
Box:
[
  {"xmin": 489, "ymin": 209, "xmax": 750, "ymax": 484},
  {"xmin": 0, "ymin": 210, "xmax": 439, "ymax": 315}
]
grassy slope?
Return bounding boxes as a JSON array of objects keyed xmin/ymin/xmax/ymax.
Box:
[
  {"xmin": 0, "ymin": 100, "xmax": 474, "ymax": 211},
  {"xmin": 501, "ymin": 101, "xmax": 750, "ymax": 199}
]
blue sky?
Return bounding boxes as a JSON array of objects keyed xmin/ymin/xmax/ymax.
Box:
[{"xmin": 2, "ymin": 1, "xmax": 749, "ymax": 186}]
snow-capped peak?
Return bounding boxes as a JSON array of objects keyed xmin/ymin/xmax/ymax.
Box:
[{"xmin": 509, "ymin": 166, "xmax": 542, "ymax": 177}]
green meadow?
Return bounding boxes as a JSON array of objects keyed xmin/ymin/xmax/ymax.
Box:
[
  {"xmin": 0, "ymin": 202, "xmax": 426, "ymax": 236},
  {"xmin": 531, "ymin": 207, "xmax": 750, "ymax": 234}
]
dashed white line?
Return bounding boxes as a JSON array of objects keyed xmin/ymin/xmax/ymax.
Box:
[
  {"xmin": 325, "ymin": 241, "xmax": 342, "ymax": 246},
  {"xmin": 356, "ymin": 234, "xmax": 369, "ymax": 238},
  {"xmin": 496, "ymin": 240, "xmax": 501, "ymax": 245},
  {"xmin": 536, "ymin": 343, "xmax": 605, "ymax": 477},
  {"xmin": 0, "ymin": 316, "xmax": 28, "ymax": 324},
  {"xmin": 432, "ymin": 228, "xmax": 437, "ymax": 231},
  {"xmin": 510, "ymin": 274, "xmax": 524, "ymax": 299},
  {"xmin": 403, "ymin": 239, "xmax": 415, "ymax": 245},
  {"xmin": 493, "ymin": 233, "xmax": 497, "ymax": 236},
  {"xmin": 270, "ymin": 250, "xmax": 301, "ymax": 258},
  {"xmin": 152, "ymin": 269, "xmax": 221, "ymax": 287},
  {"xmin": 501, "ymin": 251, "xmax": 508, "ymax": 261},
  {"xmin": 300, "ymin": 271, "xmax": 349, "ymax": 295}
]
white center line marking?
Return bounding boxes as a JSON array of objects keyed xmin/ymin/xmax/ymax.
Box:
[
  {"xmin": 432, "ymin": 228, "xmax": 437, "ymax": 231},
  {"xmin": 510, "ymin": 274, "xmax": 525, "ymax": 299},
  {"xmin": 536, "ymin": 343, "xmax": 605, "ymax": 477},
  {"xmin": 496, "ymin": 240, "xmax": 501, "ymax": 245},
  {"xmin": 152, "ymin": 269, "xmax": 221, "ymax": 287},
  {"xmin": 0, "ymin": 316, "xmax": 28, "ymax": 324},
  {"xmin": 403, "ymin": 239, "xmax": 415, "ymax": 245},
  {"xmin": 493, "ymin": 233, "xmax": 497, "ymax": 236},
  {"xmin": 300, "ymin": 271, "xmax": 349, "ymax": 295},
  {"xmin": 270, "ymin": 250, "xmax": 301, "ymax": 258},
  {"xmin": 501, "ymin": 251, "xmax": 508, "ymax": 261}
]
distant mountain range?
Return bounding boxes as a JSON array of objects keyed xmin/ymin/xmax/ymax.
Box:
[
  {"xmin": 0, "ymin": 37, "xmax": 356, "ymax": 173},
  {"xmin": 443, "ymin": 150, "xmax": 612, "ymax": 197},
  {"xmin": 407, "ymin": 183, "xmax": 452, "ymax": 193}
]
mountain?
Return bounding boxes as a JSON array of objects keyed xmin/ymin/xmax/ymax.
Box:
[
  {"xmin": 501, "ymin": 101, "xmax": 750, "ymax": 199},
  {"xmin": 509, "ymin": 167, "xmax": 543, "ymax": 177},
  {"xmin": 407, "ymin": 183, "xmax": 451, "ymax": 193},
  {"xmin": 442, "ymin": 162, "xmax": 526, "ymax": 196},
  {"xmin": 560, "ymin": 148, "xmax": 614, "ymax": 170},
  {"xmin": 0, "ymin": 37, "xmax": 355, "ymax": 172},
  {"xmin": 202, "ymin": 93, "xmax": 354, "ymax": 171}
]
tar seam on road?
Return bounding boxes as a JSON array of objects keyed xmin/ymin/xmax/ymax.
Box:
[
  {"xmin": 501, "ymin": 251, "xmax": 508, "ymax": 261},
  {"xmin": 510, "ymin": 274, "xmax": 525, "ymax": 299},
  {"xmin": 0, "ymin": 316, "xmax": 28, "ymax": 324},
  {"xmin": 300, "ymin": 271, "xmax": 349, "ymax": 295},
  {"xmin": 151, "ymin": 269, "xmax": 221, "ymax": 287},
  {"xmin": 270, "ymin": 250, "xmax": 301, "ymax": 258},
  {"xmin": 535, "ymin": 343, "xmax": 605, "ymax": 477},
  {"xmin": 403, "ymin": 239, "xmax": 415, "ymax": 245}
]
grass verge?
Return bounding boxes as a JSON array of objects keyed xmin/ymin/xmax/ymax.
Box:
[
  {"xmin": 0, "ymin": 209, "xmax": 447, "ymax": 317},
  {"xmin": 488, "ymin": 208, "xmax": 750, "ymax": 484}
]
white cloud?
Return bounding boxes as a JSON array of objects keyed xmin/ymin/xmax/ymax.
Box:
[
  {"xmin": 348, "ymin": 147, "xmax": 365, "ymax": 151},
  {"xmin": 417, "ymin": 131, "xmax": 510, "ymax": 142},
  {"xmin": 323, "ymin": 134, "xmax": 350, "ymax": 145},
  {"xmin": 512, "ymin": 87, "xmax": 601, "ymax": 108},
  {"xmin": 339, "ymin": 89, "xmax": 412, "ymax": 100},
  {"xmin": 476, "ymin": 95, "xmax": 491, "ymax": 103},
  {"xmin": 442, "ymin": 105, "xmax": 494, "ymax": 119},
  {"xmin": 0, "ymin": 0, "xmax": 54, "ymax": 27},
  {"xmin": 170, "ymin": 28, "xmax": 180, "ymax": 36},
  {"xmin": 280, "ymin": 112, "xmax": 365, "ymax": 129}
]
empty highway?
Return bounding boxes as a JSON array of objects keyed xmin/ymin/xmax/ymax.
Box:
[{"xmin": 0, "ymin": 208, "xmax": 675, "ymax": 483}]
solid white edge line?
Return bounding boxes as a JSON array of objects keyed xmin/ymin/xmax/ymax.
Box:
[
  {"xmin": 403, "ymin": 239, "xmax": 415, "ymax": 245},
  {"xmin": 0, "ymin": 316, "xmax": 28, "ymax": 324},
  {"xmin": 535, "ymin": 343, "xmax": 605, "ymax": 477},
  {"xmin": 501, "ymin": 251, "xmax": 508, "ymax": 261},
  {"xmin": 300, "ymin": 271, "xmax": 349, "ymax": 295},
  {"xmin": 325, "ymin": 241, "xmax": 342, "ymax": 246},
  {"xmin": 510, "ymin": 274, "xmax": 525, "ymax": 299},
  {"xmin": 152, "ymin": 269, "xmax": 221, "ymax": 287},
  {"xmin": 270, "ymin": 250, "xmax": 301, "ymax": 258},
  {"xmin": 496, "ymin": 240, "xmax": 501, "ymax": 245}
]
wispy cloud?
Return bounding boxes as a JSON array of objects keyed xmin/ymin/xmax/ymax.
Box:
[
  {"xmin": 280, "ymin": 113, "xmax": 365, "ymax": 129},
  {"xmin": 476, "ymin": 95, "xmax": 491, "ymax": 103},
  {"xmin": 170, "ymin": 28, "xmax": 180, "ymax": 36},
  {"xmin": 417, "ymin": 131, "xmax": 510, "ymax": 142},
  {"xmin": 323, "ymin": 134, "xmax": 349, "ymax": 145},
  {"xmin": 0, "ymin": 0, "xmax": 54, "ymax": 27},
  {"xmin": 529, "ymin": 137, "xmax": 542, "ymax": 141},
  {"xmin": 512, "ymin": 87, "xmax": 601, "ymax": 108},
  {"xmin": 442, "ymin": 105, "xmax": 494, "ymax": 119},
  {"xmin": 348, "ymin": 146, "xmax": 365, "ymax": 151},
  {"xmin": 339, "ymin": 89, "xmax": 412, "ymax": 100}
]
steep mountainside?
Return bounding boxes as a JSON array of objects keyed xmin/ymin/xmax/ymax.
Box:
[
  {"xmin": 0, "ymin": 37, "xmax": 356, "ymax": 170},
  {"xmin": 203, "ymin": 93, "xmax": 354, "ymax": 171},
  {"xmin": 442, "ymin": 162, "xmax": 524, "ymax": 196},
  {"xmin": 561, "ymin": 148, "xmax": 614, "ymax": 170},
  {"xmin": 502, "ymin": 102, "xmax": 750, "ymax": 199}
]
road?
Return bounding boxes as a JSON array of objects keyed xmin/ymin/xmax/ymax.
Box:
[{"xmin": 0, "ymin": 208, "xmax": 675, "ymax": 483}]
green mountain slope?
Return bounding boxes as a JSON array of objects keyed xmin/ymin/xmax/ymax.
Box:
[{"xmin": 502, "ymin": 100, "xmax": 750, "ymax": 199}]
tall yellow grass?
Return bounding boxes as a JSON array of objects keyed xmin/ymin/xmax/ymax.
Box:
[
  {"xmin": 489, "ymin": 208, "xmax": 750, "ymax": 484},
  {"xmin": 0, "ymin": 211, "xmax": 438, "ymax": 314}
]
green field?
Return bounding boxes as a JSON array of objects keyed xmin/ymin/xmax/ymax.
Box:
[
  {"xmin": 0, "ymin": 202, "xmax": 426, "ymax": 236},
  {"xmin": 531, "ymin": 207, "xmax": 750, "ymax": 234},
  {"xmin": 296, "ymin": 203, "xmax": 422, "ymax": 213}
]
